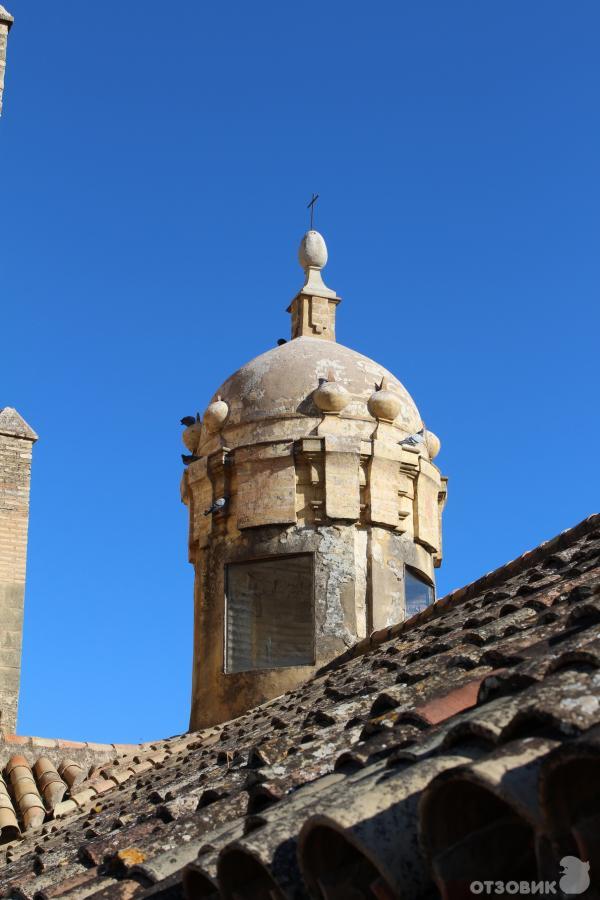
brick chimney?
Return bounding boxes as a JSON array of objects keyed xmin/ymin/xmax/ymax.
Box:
[
  {"xmin": 0, "ymin": 408, "xmax": 37, "ymax": 733},
  {"xmin": 0, "ymin": 5, "xmax": 14, "ymax": 117}
]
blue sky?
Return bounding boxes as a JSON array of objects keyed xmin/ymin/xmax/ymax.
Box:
[{"xmin": 2, "ymin": 1, "xmax": 599, "ymax": 743}]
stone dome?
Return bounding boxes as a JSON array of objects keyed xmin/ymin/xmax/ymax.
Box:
[
  {"xmin": 184, "ymin": 226, "xmax": 447, "ymax": 730},
  {"xmin": 209, "ymin": 336, "xmax": 421, "ymax": 433}
]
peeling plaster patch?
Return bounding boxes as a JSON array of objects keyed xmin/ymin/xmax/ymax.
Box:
[
  {"xmin": 315, "ymin": 359, "xmax": 345, "ymax": 383},
  {"xmin": 372, "ymin": 540, "xmax": 384, "ymax": 564},
  {"xmin": 354, "ymin": 529, "xmax": 368, "ymax": 639},
  {"xmin": 385, "ymin": 593, "xmax": 402, "ymax": 627},
  {"xmin": 318, "ymin": 527, "xmax": 355, "ymax": 646}
]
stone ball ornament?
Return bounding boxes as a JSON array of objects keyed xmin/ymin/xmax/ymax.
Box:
[
  {"xmin": 298, "ymin": 230, "xmax": 328, "ymax": 270},
  {"xmin": 182, "ymin": 416, "xmax": 202, "ymax": 452},
  {"xmin": 367, "ymin": 378, "xmax": 403, "ymax": 424},
  {"xmin": 313, "ymin": 370, "xmax": 351, "ymax": 414},
  {"xmin": 204, "ymin": 396, "xmax": 229, "ymax": 433},
  {"xmin": 425, "ymin": 429, "xmax": 441, "ymax": 460}
]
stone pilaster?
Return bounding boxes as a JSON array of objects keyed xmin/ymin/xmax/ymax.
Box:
[{"xmin": 0, "ymin": 408, "xmax": 37, "ymax": 733}]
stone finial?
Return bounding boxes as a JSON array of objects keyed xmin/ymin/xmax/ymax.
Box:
[
  {"xmin": 182, "ymin": 413, "xmax": 202, "ymax": 452},
  {"xmin": 0, "ymin": 6, "xmax": 14, "ymax": 118},
  {"xmin": 425, "ymin": 429, "xmax": 441, "ymax": 460},
  {"xmin": 288, "ymin": 231, "xmax": 341, "ymax": 341},
  {"xmin": 367, "ymin": 378, "xmax": 402, "ymax": 424},
  {"xmin": 204, "ymin": 397, "xmax": 229, "ymax": 433},
  {"xmin": 299, "ymin": 231, "xmax": 328, "ymax": 271},
  {"xmin": 313, "ymin": 368, "xmax": 351, "ymax": 414},
  {"xmin": 297, "ymin": 230, "xmax": 336, "ymax": 300}
]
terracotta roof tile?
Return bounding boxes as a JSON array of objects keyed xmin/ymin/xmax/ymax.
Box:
[
  {"xmin": 32, "ymin": 758, "xmax": 66, "ymax": 810},
  {"xmin": 0, "ymin": 773, "xmax": 19, "ymax": 843},
  {"xmin": 409, "ymin": 675, "xmax": 488, "ymax": 726}
]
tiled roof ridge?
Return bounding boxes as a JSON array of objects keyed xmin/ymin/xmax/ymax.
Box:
[
  {"xmin": 320, "ymin": 511, "xmax": 600, "ymax": 672},
  {"xmin": 0, "ymin": 734, "xmax": 140, "ymax": 753},
  {"xmin": 0, "ymin": 734, "xmax": 149, "ymax": 770},
  {"xmin": 0, "ymin": 732, "xmax": 203, "ymax": 782}
]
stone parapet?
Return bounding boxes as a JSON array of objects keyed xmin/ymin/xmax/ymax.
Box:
[{"xmin": 183, "ymin": 431, "xmax": 445, "ymax": 559}]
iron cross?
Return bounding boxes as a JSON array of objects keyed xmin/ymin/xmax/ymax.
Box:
[{"xmin": 307, "ymin": 193, "xmax": 319, "ymax": 230}]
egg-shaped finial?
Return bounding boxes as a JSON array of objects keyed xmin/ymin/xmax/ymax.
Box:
[
  {"xmin": 182, "ymin": 413, "xmax": 202, "ymax": 452},
  {"xmin": 367, "ymin": 377, "xmax": 403, "ymax": 424},
  {"xmin": 204, "ymin": 396, "xmax": 229, "ymax": 433},
  {"xmin": 313, "ymin": 369, "xmax": 351, "ymax": 414},
  {"xmin": 425, "ymin": 429, "xmax": 441, "ymax": 460},
  {"xmin": 298, "ymin": 230, "xmax": 328, "ymax": 271}
]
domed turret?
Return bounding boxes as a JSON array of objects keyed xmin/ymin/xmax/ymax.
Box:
[{"xmin": 182, "ymin": 227, "xmax": 447, "ymax": 729}]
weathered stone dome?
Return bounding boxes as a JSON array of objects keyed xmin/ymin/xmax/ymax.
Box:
[{"xmin": 209, "ymin": 336, "xmax": 421, "ymax": 434}]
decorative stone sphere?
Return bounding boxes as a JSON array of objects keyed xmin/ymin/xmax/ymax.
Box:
[
  {"xmin": 425, "ymin": 429, "xmax": 441, "ymax": 460},
  {"xmin": 367, "ymin": 381, "xmax": 403, "ymax": 423},
  {"xmin": 313, "ymin": 379, "xmax": 351, "ymax": 414},
  {"xmin": 182, "ymin": 420, "xmax": 202, "ymax": 452},
  {"xmin": 204, "ymin": 397, "xmax": 229, "ymax": 433},
  {"xmin": 298, "ymin": 230, "xmax": 328, "ymax": 270}
]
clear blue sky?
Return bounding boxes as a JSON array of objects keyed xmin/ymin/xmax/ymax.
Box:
[{"xmin": 2, "ymin": 2, "xmax": 599, "ymax": 743}]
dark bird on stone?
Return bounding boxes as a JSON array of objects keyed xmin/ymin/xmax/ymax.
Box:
[
  {"xmin": 204, "ymin": 497, "xmax": 228, "ymax": 516},
  {"xmin": 277, "ymin": 338, "xmax": 287, "ymax": 346},
  {"xmin": 182, "ymin": 454, "xmax": 201, "ymax": 465},
  {"xmin": 181, "ymin": 416, "xmax": 196, "ymax": 427}
]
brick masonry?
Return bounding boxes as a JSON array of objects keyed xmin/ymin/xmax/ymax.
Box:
[{"xmin": 0, "ymin": 408, "xmax": 37, "ymax": 733}]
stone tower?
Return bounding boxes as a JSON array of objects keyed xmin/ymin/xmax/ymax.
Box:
[
  {"xmin": 182, "ymin": 230, "xmax": 447, "ymax": 729},
  {"xmin": 0, "ymin": 6, "xmax": 14, "ymax": 117},
  {"xmin": 0, "ymin": 408, "xmax": 37, "ymax": 733}
]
